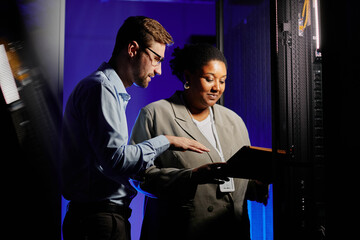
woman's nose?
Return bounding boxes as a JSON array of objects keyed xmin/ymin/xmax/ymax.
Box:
[{"xmin": 212, "ymin": 80, "xmax": 220, "ymax": 91}]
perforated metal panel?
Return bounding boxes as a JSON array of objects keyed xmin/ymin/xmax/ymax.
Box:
[{"xmin": 271, "ymin": 0, "xmax": 325, "ymax": 239}]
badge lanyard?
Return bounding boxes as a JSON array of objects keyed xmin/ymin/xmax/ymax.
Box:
[
  {"xmin": 208, "ymin": 108, "xmax": 235, "ymax": 193},
  {"xmin": 181, "ymin": 94, "xmax": 235, "ymax": 192}
]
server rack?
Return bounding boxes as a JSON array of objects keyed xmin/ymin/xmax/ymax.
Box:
[
  {"xmin": 271, "ymin": 0, "xmax": 325, "ymax": 239},
  {"xmin": 216, "ymin": 0, "xmax": 325, "ymax": 239}
]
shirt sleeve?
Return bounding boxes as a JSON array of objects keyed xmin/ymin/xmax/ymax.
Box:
[{"xmin": 80, "ymin": 81, "xmax": 169, "ymax": 181}]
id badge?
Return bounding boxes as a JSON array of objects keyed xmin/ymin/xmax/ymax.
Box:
[{"xmin": 220, "ymin": 177, "xmax": 235, "ymax": 192}]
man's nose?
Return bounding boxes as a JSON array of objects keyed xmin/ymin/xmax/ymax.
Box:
[{"xmin": 154, "ymin": 64, "xmax": 162, "ymax": 76}]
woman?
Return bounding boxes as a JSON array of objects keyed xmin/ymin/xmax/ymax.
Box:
[{"xmin": 130, "ymin": 43, "xmax": 268, "ymax": 240}]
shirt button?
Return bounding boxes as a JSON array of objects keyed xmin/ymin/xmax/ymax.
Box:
[{"xmin": 207, "ymin": 206, "xmax": 214, "ymax": 212}]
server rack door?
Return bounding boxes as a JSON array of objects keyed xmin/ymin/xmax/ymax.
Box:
[{"xmin": 271, "ymin": 0, "xmax": 325, "ymax": 239}]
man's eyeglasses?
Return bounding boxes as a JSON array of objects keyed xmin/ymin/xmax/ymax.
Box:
[{"xmin": 145, "ymin": 47, "xmax": 164, "ymax": 66}]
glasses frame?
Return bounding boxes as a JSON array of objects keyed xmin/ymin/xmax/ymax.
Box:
[{"xmin": 145, "ymin": 47, "xmax": 164, "ymax": 66}]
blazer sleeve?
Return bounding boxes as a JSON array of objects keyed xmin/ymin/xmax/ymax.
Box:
[
  {"xmin": 245, "ymin": 180, "xmax": 270, "ymax": 205},
  {"xmin": 130, "ymin": 107, "xmax": 198, "ymax": 201},
  {"xmin": 130, "ymin": 107, "xmax": 154, "ymax": 146}
]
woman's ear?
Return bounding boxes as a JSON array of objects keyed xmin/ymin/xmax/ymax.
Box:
[
  {"xmin": 184, "ymin": 70, "xmax": 191, "ymax": 83},
  {"xmin": 128, "ymin": 41, "xmax": 140, "ymax": 58}
]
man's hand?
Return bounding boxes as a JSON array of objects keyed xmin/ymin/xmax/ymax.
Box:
[
  {"xmin": 165, "ymin": 135, "xmax": 210, "ymax": 153},
  {"xmin": 191, "ymin": 162, "xmax": 229, "ymax": 184}
]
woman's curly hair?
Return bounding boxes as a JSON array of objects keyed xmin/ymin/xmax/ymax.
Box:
[{"xmin": 169, "ymin": 43, "xmax": 227, "ymax": 84}]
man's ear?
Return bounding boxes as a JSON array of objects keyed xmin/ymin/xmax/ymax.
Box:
[{"xmin": 128, "ymin": 41, "xmax": 140, "ymax": 58}]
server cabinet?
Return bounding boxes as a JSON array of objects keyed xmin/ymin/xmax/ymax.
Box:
[{"xmin": 271, "ymin": 0, "xmax": 325, "ymax": 239}]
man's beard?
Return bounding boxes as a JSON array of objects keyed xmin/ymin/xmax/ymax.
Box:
[
  {"xmin": 133, "ymin": 74, "xmax": 153, "ymax": 88},
  {"xmin": 132, "ymin": 56, "xmax": 154, "ymax": 88}
]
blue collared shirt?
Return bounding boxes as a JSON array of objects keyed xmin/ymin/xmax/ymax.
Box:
[{"xmin": 61, "ymin": 62, "xmax": 169, "ymax": 206}]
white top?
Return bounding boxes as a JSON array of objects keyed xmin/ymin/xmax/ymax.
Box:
[
  {"xmin": 192, "ymin": 108, "xmax": 225, "ymax": 162},
  {"xmin": 192, "ymin": 107, "xmax": 235, "ymax": 192}
]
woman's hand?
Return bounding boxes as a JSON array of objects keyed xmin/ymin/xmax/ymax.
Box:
[{"xmin": 191, "ymin": 162, "xmax": 229, "ymax": 184}]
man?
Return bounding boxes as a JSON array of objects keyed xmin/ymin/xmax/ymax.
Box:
[{"xmin": 61, "ymin": 16, "xmax": 209, "ymax": 240}]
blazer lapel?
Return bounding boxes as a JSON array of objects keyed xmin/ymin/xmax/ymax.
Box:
[
  {"xmin": 212, "ymin": 104, "xmax": 235, "ymax": 161},
  {"xmin": 169, "ymin": 92, "xmax": 222, "ymax": 163},
  {"xmin": 169, "ymin": 93, "xmax": 237, "ymax": 200}
]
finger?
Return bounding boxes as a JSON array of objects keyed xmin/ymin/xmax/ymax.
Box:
[
  {"xmin": 187, "ymin": 139, "xmax": 210, "ymax": 152},
  {"xmin": 211, "ymin": 173, "xmax": 229, "ymax": 181},
  {"xmin": 187, "ymin": 145, "xmax": 209, "ymax": 153},
  {"xmin": 189, "ymin": 143, "xmax": 210, "ymax": 153},
  {"xmin": 210, "ymin": 162, "xmax": 227, "ymax": 169},
  {"xmin": 208, "ymin": 179, "xmax": 225, "ymax": 184},
  {"xmin": 189, "ymin": 147, "xmax": 204, "ymax": 153},
  {"xmin": 196, "ymin": 144, "xmax": 210, "ymax": 152}
]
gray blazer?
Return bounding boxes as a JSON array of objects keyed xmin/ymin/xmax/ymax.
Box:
[{"xmin": 130, "ymin": 91, "xmax": 268, "ymax": 240}]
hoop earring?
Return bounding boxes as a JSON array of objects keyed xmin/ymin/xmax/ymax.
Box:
[{"xmin": 184, "ymin": 81, "xmax": 190, "ymax": 89}]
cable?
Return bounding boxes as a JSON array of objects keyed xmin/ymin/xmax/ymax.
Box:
[{"xmin": 299, "ymin": 0, "xmax": 310, "ymax": 32}]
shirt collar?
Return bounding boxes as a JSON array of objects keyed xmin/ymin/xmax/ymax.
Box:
[{"xmin": 98, "ymin": 62, "xmax": 131, "ymax": 101}]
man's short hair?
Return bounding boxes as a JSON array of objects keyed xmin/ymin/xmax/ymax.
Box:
[{"xmin": 111, "ymin": 16, "xmax": 174, "ymax": 57}]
